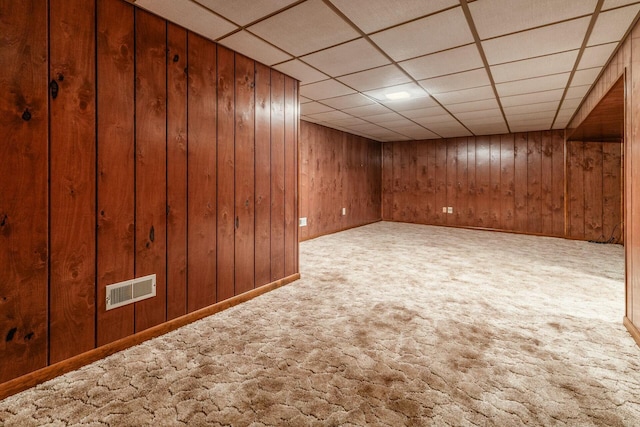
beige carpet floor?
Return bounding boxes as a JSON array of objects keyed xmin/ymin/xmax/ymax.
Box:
[{"xmin": 1, "ymin": 221, "xmax": 639, "ymax": 426}]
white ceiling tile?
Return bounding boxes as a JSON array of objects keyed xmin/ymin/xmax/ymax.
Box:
[
  {"xmin": 274, "ymin": 60, "xmax": 328, "ymax": 84},
  {"xmin": 496, "ymin": 73, "xmax": 570, "ymax": 97},
  {"xmin": 218, "ymin": 31, "xmax": 292, "ymax": 66},
  {"xmin": 370, "ymin": 7, "xmax": 474, "ymax": 61},
  {"xmin": 135, "ymin": 0, "xmax": 238, "ymax": 40},
  {"xmin": 338, "ymin": 65, "xmax": 412, "ymax": 92},
  {"xmin": 300, "ymin": 79, "xmax": 356, "ymax": 99},
  {"xmin": 435, "ymin": 86, "xmax": 495, "ymax": 105},
  {"xmin": 381, "ymin": 96, "xmax": 438, "ymax": 112},
  {"xmin": 301, "ymin": 115, "xmax": 322, "ymax": 123},
  {"xmin": 419, "ymin": 68, "xmax": 490, "ymax": 94},
  {"xmin": 572, "ymin": 67, "xmax": 602, "ymax": 86},
  {"xmin": 603, "ymin": 0, "xmax": 640, "ymax": 10},
  {"xmin": 460, "ymin": 116, "xmax": 506, "ymax": 126},
  {"xmin": 578, "ymin": 42, "xmax": 618, "ymax": 69},
  {"xmin": 509, "ymin": 118, "xmax": 553, "ymax": 131},
  {"xmin": 503, "ymin": 101, "xmax": 559, "ymax": 115},
  {"xmin": 469, "ymin": 0, "xmax": 597, "ymax": 40},
  {"xmin": 554, "ymin": 108, "xmax": 576, "ymax": 123},
  {"xmin": 305, "ymin": 110, "xmax": 352, "ymax": 121},
  {"xmin": 193, "ymin": 0, "xmax": 299, "ymax": 26},
  {"xmin": 321, "ymin": 93, "xmax": 374, "ymax": 110},
  {"xmin": 565, "ymin": 85, "xmax": 591, "ymax": 99},
  {"xmin": 300, "ymin": 96, "xmax": 313, "ymax": 104},
  {"xmin": 447, "ymin": 98, "xmax": 500, "ymax": 113},
  {"xmin": 428, "ymin": 122, "xmax": 473, "ymax": 137},
  {"xmin": 482, "ymin": 17, "xmax": 590, "ymax": 65},
  {"xmin": 248, "ymin": 0, "xmax": 359, "ymax": 56},
  {"xmin": 364, "ymin": 82, "xmax": 429, "ymax": 102},
  {"xmin": 329, "ymin": 117, "xmax": 370, "ymax": 127},
  {"xmin": 331, "ymin": 0, "xmax": 458, "ymax": 34},
  {"xmin": 347, "ymin": 123, "xmax": 392, "ymax": 133},
  {"xmin": 500, "ymin": 89, "xmax": 564, "ymax": 107},
  {"xmin": 381, "ymin": 118, "xmax": 419, "ymax": 128},
  {"xmin": 559, "ymin": 97, "xmax": 583, "ymax": 109},
  {"xmin": 402, "ymin": 106, "xmax": 449, "ymax": 119},
  {"xmin": 366, "ymin": 112, "xmax": 407, "ymax": 124},
  {"xmin": 589, "ymin": 4, "xmax": 640, "ymax": 45},
  {"xmin": 392, "ymin": 125, "xmax": 440, "ymax": 139},
  {"xmin": 491, "ymin": 50, "xmax": 579, "ymax": 82},
  {"xmin": 300, "ymin": 102, "xmax": 335, "ymax": 115},
  {"xmin": 455, "ymin": 109, "xmax": 504, "ymax": 121},
  {"xmin": 301, "ymin": 38, "xmax": 389, "ymax": 77},
  {"xmin": 468, "ymin": 123, "xmax": 510, "ymax": 135},
  {"xmin": 400, "ymin": 44, "xmax": 483, "ymax": 80},
  {"xmin": 342, "ymin": 103, "xmax": 390, "ymax": 117},
  {"xmin": 506, "ymin": 111, "xmax": 557, "ymax": 123},
  {"xmin": 413, "ymin": 114, "xmax": 459, "ymax": 126}
]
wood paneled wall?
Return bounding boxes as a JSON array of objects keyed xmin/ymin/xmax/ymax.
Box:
[
  {"xmin": 299, "ymin": 121, "xmax": 381, "ymax": 241},
  {"xmin": 0, "ymin": 0, "xmax": 298, "ymax": 384},
  {"xmin": 566, "ymin": 141, "xmax": 623, "ymax": 243},
  {"xmin": 382, "ymin": 132, "xmax": 567, "ymax": 236}
]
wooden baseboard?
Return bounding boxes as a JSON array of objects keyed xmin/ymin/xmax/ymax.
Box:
[
  {"xmin": 299, "ymin": 219, "xmax": 382, "ymax": 242},
  {"xmin": 623, "ymin": 316, "xmax": 640, "ymax": 347},
  {"xmin": 0, "ymin": 273, "xmax": 300, "ymax": 401}
]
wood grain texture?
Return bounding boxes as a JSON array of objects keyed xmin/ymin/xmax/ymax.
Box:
[
  {"xmin": 567, "ymin": 142, "xmax": 585, "ymax": 239},
  {"xmin": 284, "ymin": 77, "xmax": 297, "ymax": 276},
  {"xmin": 513, "ymin": 133, "xmax": 528, "ymax": 232},
  {"xmin": 476, "ymin": 136, "xmax": 491, "ymax": 228},
  {"xmin": 551, "ymin": 131, "xmax": 565, "ymax": 237},
  {"xmin": 234, "ymin": 54, "xmax": 255, "ymax": 295},
  {"xmin": 49, "ymin": 0, "xmax": 97, "ymax": 363},
  {"xmin": 96, "ymin": 0, "xmax": 135, "ymax": 345},
  {"xmin": 254, "ymin": 63, "xmax": 271, "ymax": 287},
  {"xmin": 527, "ymin": 132, "xmax": 542, "ymax": 234},
  {"xmin": 456, "ymin": 139, "xmax": 468, "ymax": 226},
  {"xmin": 466, "ymin": 138, "xmax": 476, "ymax": 227},
  {"xmin": 187, "ymin": 32, "xmax": 217, "ymax": 311},
  {"xmin": 382, "ymin": 143, "xmax": 394, "ymax": 220},
  {"xmin": 166, "ymin": 23, "xmax": 188, "ymax": 320},
  {"xmin": 0, "ymin": 0, "xmax": 49, "ymax": 382},
  {"xmin": 270, "ymin": 71, "xmax": 286, "ymax": 280},
  {"xmin": 602, "ymin": 142, "xmax": 623, "ymax": 243},
  {"xmin": 490, "ymin": 135, "xmax": 501, "ymax": 229},
  {"xmin": 299, "ymin": 121, "xmax": 382, "ymax": 240},
  {"xmin": 540, "ymin": 132, "xmax": 554, "ymax": 235},
  {"xmin": 134, "ymin": 9, "xmax": 167, "ymax": 332},
  {"xmin": 216, "ymin": 45, "xmax": 235, "ymax": 302},
  {"xmin": 583, "ymin": 142, "xmax": 604, "ymax": 240},
  {"xmin": 500, "ymin": 134, "xmax": 515, "ymax": 231}
]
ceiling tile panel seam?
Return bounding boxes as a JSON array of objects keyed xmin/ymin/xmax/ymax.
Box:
[
  {"xmin": 477, "ymin": 14, "xmax": 600, "ymax": 43},
  {"xmin": 551, "ymin": 0, "xmax": 604, "ymax": 129},
  {"xmin": 320, "ymin": 0, "xmax": 474, "ymax": 137},
  {"xmin": 459, "ymin": 0, "xmax": 510, "ymax": 133}
]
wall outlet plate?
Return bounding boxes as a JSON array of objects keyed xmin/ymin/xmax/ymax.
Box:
[
  {"xmin": 442, "ymin": 207, "xmax": 447, "ymax": 213},
  {"xmin": 447, "ymin": 207, "xmax": 453, "ymax": 214},
  {"xmin": 342, "ymin": 208, "xmax": 346, "ymax": 216},
  {"xmin": 299, "ymin": 217, "xmax": 307, "ymax": 227}
]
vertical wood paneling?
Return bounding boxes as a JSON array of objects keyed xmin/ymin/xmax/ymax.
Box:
[
  {"xmin": 96, "ymin": 0, "xmax": 135, "ymax": 345},
  {"xmin": 466, "ymin": 138, "xmax": 476, "ymax": 227},
  {"xmin": 456, "ymin": 138, "xmax": 468, "ymax": 226},
  {"xmin": 567, "ymin": 142, "xmax": 585, "ymax": 238},
  {"xmin": 603, "ymin": 142, "xmax": 622, "ymax": 242},
  {"xmin": 583, "ymin": 142, "xmax": 604, "ymax": 240},
  {"xmin": 254, "ymin": 63, "xmax": 271, "ymax": 286},
  {"xmin": 166, "ymin": 23, "xmax": 188, "ymax": 320},
  {"xmin": 551, "ymin": 131, "xmax": 565, "ymax": 237},
  {"xmin": 446, "ymin": 140, "xmax": 457, "ymax": 225},
  {"xmin": 476, "ymin": 136, "xmax": 491, "ymax": 227},
  {"xmin": 382, "ymin": 143, "xmax": 393, "ymax": 220},
  {"xmin": 434, "ymin": 140, "xmax": 447, "ymax": 225},
  {"xmin": 500, "ymin": 134, "xmax": 515, "ymax": 231},
  {"xmin": 270, "ymin": 71, "xmax": 285, "ymax": 280},
  {"xmin": 426, "ymin": 142, "xmax": 437, "ymax": 223},
  {"xmin": 284, "ymin": 77, "xmax": 296, "ymax": 276},
  {"xmin": 134, "ymin": 9, "xmax": 167, "ymax": 331},
  {"xmin": 490, "ymin": 135, "xmax": 501, "ymax": 229},
  {"xmin": 49, "ymin": 0, "xmax": 96, "ymax": 363},
  {"xmin": 417, "ymin": 142, "xmax": 429, "ymax": 223},
  {"xmin": 527, "ymin": 132, "xmax": 542, "ymax": 234},
  {"xmin": 216, "ymin": 46, "xmax": 235, "ymax": 302},
  {"xmin": 299, "ymin": 109, "xmax": 310, "ymax": 241},
  {"xmin": 186, "ymin": 33, "xmax": 217, "ymax": 311},
  {"xmin": 0, "ymin": 0, "xmax": 48, "ymax": 382},
  {"xmin": 234, "ymin": 54, "xmax": 255, "ymax": 295},
  {"xmin": 514, "ymin": 133, "xmax": 528, "ymax": 232},
  {"xmin": 540, "ymin": 132, "xmax": 554, "ymax": 235}
]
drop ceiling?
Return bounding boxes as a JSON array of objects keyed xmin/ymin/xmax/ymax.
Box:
[{"xmin": 131, "ymin": 0, "xmax": 640, "ymax": 142}]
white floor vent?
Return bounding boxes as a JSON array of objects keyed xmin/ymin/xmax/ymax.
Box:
[{"xmin": 106, "ymin": 274, "xmax": 156, "ymax": 310}]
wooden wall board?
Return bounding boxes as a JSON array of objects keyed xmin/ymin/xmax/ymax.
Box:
[
  {"xmin": 284, "ymin": 77, "xmax": 296, "ymax": 277},
  {"xmin": 133, "ymin": 9, "xmax": 167, "ymax": 332},
  {"xmin": 48, "ymin": 0, "xmax": 97, "ymax": 363},
  {"xmin": 186, "ymin": 32, "xmax": 217, "ymax": 311},
  {"xmin": 270, "ymin": 71, "xmax": 286, "ymax": 281},
  {"xmin": 96, "ymin": 0, "xmax": 135, "ymax": 344},
  {"xmin": 234, "ymin": 54, "xmax": 256, "ymax": 295},
  {"xmin": 0, "ymin": 0, "xmax": 49, "ymax": 382}
]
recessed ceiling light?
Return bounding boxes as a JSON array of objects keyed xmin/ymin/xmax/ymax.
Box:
[{"xmin": 385, "ymin": 91, "xmax": 411, "ymax": 100}]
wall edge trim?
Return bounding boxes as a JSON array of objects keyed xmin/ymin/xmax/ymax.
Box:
[
  {"xmin": 0, "ymin": 273, "xmax": 300, "ymax": 401},
  {"xmin": 623, "ymin": 316, "xmax": 640, "ymax": 347}
]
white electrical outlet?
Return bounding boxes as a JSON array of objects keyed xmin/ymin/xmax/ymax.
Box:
[
  {"xmin": 342, "ymin": 207, "xmax": 346, "ymax": 216},
  {"xmin": 447, "ymin": 207, "xmax": 453, "ymax": 214},
  {"xmin": 299, "ymin": 217, "xmax": 307, "ymax": 227},
  {"xmin": 442, "ymin": 207, "xmax": 447, "ymax": 213}
]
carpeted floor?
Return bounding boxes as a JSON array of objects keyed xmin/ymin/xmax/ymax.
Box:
[{"xmin": 1, "ymin": 222, "xmax": 639, "ymax": 426}]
